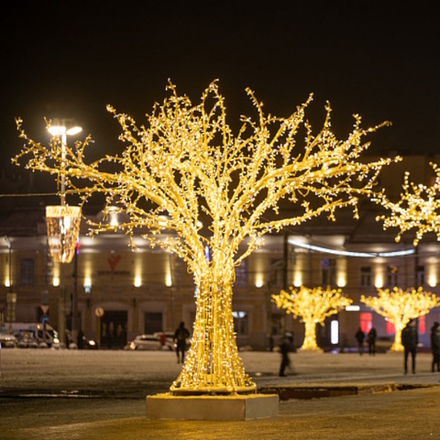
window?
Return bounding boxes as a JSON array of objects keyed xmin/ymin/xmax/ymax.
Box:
[
  {"xmin": 418, "ymin": 316, "xmax": 426, "ymax": 335},
  {"xmin": 144, "ymin": 312, "xmax": 163, "ymax": 334},
  {"xmin": 321, "ymin": 258, "xmax": 336, "ymax": 287},
  {"xmin": 268, "ymin": 259, "xmax": 284, "ymax": 287},
  {"xmin": 387, "ymin": 266, "xmax": 398, "ymax": 287},
  {"xmin": 271, "ymin": 312, "xmax": 284, "ymax": 336},
  {"xmin": 416, "ymin": 265, "xmax": 425, "ymax": 287},
  {"xmin": 235, "ymin": 261, "xmax": 247, "ymax": 286},
  {"xmin": 360, "ymin": 312, "xmax": 372, "ymax": 333},
  {"xmin": 20, "ymin": 258, "xmax": 35, "ymax": 286},
  {"xmin": 232, "ymin": 311, "xmax": 248, "ymax": 335},
  {"xmin": 360, "ymin": 266, "xmax": 371, "ymax": 287},
  {"xmin": 386, "ymin": 321, "xmax": 395, "ymax": 334}
]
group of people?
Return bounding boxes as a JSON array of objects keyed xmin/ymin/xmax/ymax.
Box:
[
  {"xmin": 399, "ymin": 319, "xmax": 440, "ymax": 374},
  {"xmin": 276, "ymin": 320, "xmax": 440, "ymax": 378},
  {"xmin": 171, "ymin": 319, "xmax": 440, "ymax": 376},
  {"xmin": 355, "ymin": 327, "xmax": 377, "ymax": 355},
  {"xmin": 355, "ymin": 320, "xmax": 440, "ymax": 374}
]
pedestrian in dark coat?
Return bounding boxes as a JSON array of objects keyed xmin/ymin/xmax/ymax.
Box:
[
  {"xmin": 173, "ymin": 322, "xmax": 190, "ymax": 364},
  {"xmin": 430, "ymin": 322, "xmax": 440, "ymax": 373},
  {"xmin": 279, "ymin": 333, "xmax": 293, "ymax": 377},
  {"xmin": 355, "ymin": 327, "xmax": 365, "ymax": 355},
  {"xmin": 367, "ymin": 327, "xmax": 377, "ymax": 355},
  {"xmin": 401, "ymin": 319, "xmax": 418, "ymax": 374}
]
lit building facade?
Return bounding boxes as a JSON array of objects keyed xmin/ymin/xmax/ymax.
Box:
[{"xmin": 1, "ymin": 155, "xmax": 440, "ymax": 350}]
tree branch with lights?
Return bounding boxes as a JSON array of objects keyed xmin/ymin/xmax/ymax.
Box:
[
  {"xmin": 272, "ymin": 286, "xmax": 352, "ymax": 351},
  {"xmin": 376, "ymin": 163, "xmax": 440, "ymax": 246},
  {"xmin": 361, "ymin": 287, "xmax": 440, "ymax": 351},
  {"xmin": 14, "ymin": 81, "xmax": 395, "ymax": 394}
]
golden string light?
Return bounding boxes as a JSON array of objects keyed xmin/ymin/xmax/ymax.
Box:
[
  {"xmin": 361, "ymin": 287, "xmax": 440, "ymax": 351},
  {"xmin": 272, "ymin": 286, "xmax": 352, "ymax": 351},
  {"xmin": 376, "ymin": 163, "xmax": 440, "ymax": 246},
  {"xmin": 14, "ymin": 81, "xmax": 394, "ymax": 394}
]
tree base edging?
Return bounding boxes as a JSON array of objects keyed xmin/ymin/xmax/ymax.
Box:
[{"xmin": 146, "ymin": 393, "xmax": 279, "ymax": 420}]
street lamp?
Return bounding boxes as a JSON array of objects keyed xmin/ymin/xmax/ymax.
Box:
[
  {"xmin": 46, "ymin": 122, "xmax": 83, "ymax": 263},
  {"xmin": 46, "ymin": 121, "xmax": 83, "ymax": 346}
]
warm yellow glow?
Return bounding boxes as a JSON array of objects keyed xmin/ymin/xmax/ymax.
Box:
[
  {"xmin": 428, "ymin": 273, "xmax": 437, "ymax": 288},
  {"xmin": 14, "ymin": 81, "xmax": 394, "ymax": 395},
  {"xmin": 255, "ymin": 274, "xmax": 264, "ymax": 288},
  {"xmin": 165, "ymin": 272, "xmax": 172, "ymax": 287},
  {"xmin": 336, "ymin": 259, "xmax": 346, "ymax": 287},
  {"xmin": 66, "ymin": 126, "xmax": 83, "ymax": 136},
  {"xmin": 337, "ymin": 275, "xmax": 346, "ymax": 288},
  {"xmin": 110, "ymin": 213, "xmax": 119, "ymax": 227},
  {"xmin": 165, "ymin": 255, "xmax": 173, "ymax": 287},
  {"xmin": 134, "ymin": 275, "xmax": 142, "ymax": 287},
  {"xmin": 361, "ymin": 287, "xmax": 440, "ymax": 351},
  {"xmin": 293, "ymin": 253, "xmax": 304, "ymax": 287},
  {"xmin": 48, "ymin": 125, "xmax": 83, "ymax": 136},
  {"xmin": 83, "ymin": 276, "xmax": 92, "ymax": 293},
  {"xmin": 374, "ymin": 273, "xmax": 384, "ymax": 288},
  {"xmin": 273, "ymin": 286, "xmax": 352, "ymax": 351},
  {"xmin": 5, "ymin": 278, "xmax": 10, "ymax": 287},
  {"xmin": 53, "ymin": 276, "xmax": 60, "ymax": 287}
]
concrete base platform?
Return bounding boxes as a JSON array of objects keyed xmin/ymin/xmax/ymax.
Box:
[{"xmin": 146, "ymin": 393, "xmax": 279, "ymax": 420}]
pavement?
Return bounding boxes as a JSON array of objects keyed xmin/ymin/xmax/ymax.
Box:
[{"xmin": 1, "ymin": 348, "xmax": 440, "ymax": 439}]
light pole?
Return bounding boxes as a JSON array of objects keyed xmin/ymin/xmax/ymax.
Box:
[
  {"xmin": 47, "ymin": 121, "xmax": 82, "ymax": 346},
  {"xmin": 4, "ymin": 236, "xmax": 15, "ymax": 332}
]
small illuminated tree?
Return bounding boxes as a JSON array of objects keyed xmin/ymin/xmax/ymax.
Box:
[
  {"xmin": 272, "ymin": 286, "xmax": 352, "ymax": 351},
  {"xmin": 14, "ymin": 81, "xmax": 394, "ymax": 394},
  {"xmin": 376, "ymin": 163, "xmax": 440, "ymax": 246},
  {"xmin": 361, "ymin": 287, "xmax": 440, "ymax": 351}
]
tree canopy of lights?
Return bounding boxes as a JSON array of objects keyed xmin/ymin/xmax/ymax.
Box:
[
  {"xmin": 272, "ymin": 286, "xmax": 352, "ymax": 351},
  {"xmin": 14, "ymin": 81, "xmax": 395, "ymax": 394},
  {"xmin": 361, "ymin": 287, "xmax": 440, "ymax": 351},
  {"xmin": 376, "ymin": 163, "xmax": 440, "ymax": 246}
]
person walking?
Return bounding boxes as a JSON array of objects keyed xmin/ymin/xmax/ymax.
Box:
[
  {"xmin": 430, "ymin": 322, "xmax": 440, "ymax": 373},
  {"xmin": 367, "ymin": 327, "xmax": 377, "ymax": 355},
  {"xmin": 279, "ymin": 333, "xmax": 293, "ymax": 377},
  {"xmin": 402, "ymin": 319, "xmax": 418, "ymax": 374},
  {"xmin": 173, "ymin": 322, "xmax": 190, "ymax": 364},
  {"xmin": 355, "ymin": 327, "xmax": 365, "ymax": 355}
]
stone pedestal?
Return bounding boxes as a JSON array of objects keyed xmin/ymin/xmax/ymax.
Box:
[{"xmin": 146, "ymin": 393, "xmax": 279, "ymax": 420}]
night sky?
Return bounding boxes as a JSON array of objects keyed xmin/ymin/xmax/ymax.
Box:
[{"xmin": 1, "ymin": 1, "xmax": 439, "ymax": 175}]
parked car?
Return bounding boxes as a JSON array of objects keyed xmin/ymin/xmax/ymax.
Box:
[
  {"xmin": 78, "ymin": 334, "xmax": 98, "ymax": 350},
  {"xmin": 0, "ymin": 329, "xmax": 18, "ymax": 348},
  {"xmin": 128, "ymin": 334, "xmax": 173, "ymax": 351},
  {"xmin": 9, "ymin": 322, "xmax": 59, "ymax": 347},
  {"xmin": 153, "ymin": 331, "xmax": 176, "ymax": 350},
  {"xmin": 15, "ymin": 331, "xmax": 39, "ymax": 348}
]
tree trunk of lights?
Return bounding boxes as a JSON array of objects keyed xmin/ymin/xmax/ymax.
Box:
[
  {"xmin": 301, "ymin": 319, "xmax": 320, "ymax": 351},
  {"xmin": 170, "ymin": 273, "xmax": 256, "ymax": 394},
  {"xmin": 390, "ymin": 321, "xmax": 405, "ymax": 352}
]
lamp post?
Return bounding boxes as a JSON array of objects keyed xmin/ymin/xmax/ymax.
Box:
[
  {"xmin": 46, "ymin": 121, "xmax": 82, "ymax": 346},
  {"xmin": 4, "ymin": 236, "xmax": 15, "ymax": 333}
]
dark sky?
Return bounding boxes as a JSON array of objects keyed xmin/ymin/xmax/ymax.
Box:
[{"xmin": 1, "ymin": 0, "xmax": 439, "ymax": 175}]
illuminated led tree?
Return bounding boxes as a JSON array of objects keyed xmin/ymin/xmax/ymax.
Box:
[
  {"xmin": 361, "ymin": 287, "xmax": 440, "ymax": 351},
  {"xmin": 376, "ymin": 164, "xmax": 440, "ymax": 246},
  {"xmin": 272, "ymin": 286, "xmax": 352, "ymax": 350},
  {"xmin": 14, "ymin": 81, "xmax": 394, "ymax": 394}
]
